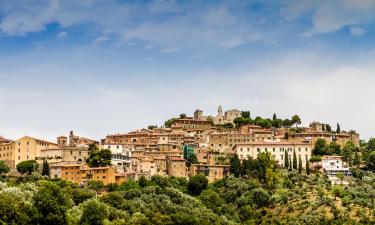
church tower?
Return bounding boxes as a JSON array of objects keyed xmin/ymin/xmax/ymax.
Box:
[{"xmin": 218, "ymin": 105, "xmax": 223, "ymax": 116}]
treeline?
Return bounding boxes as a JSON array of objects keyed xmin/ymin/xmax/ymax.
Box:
[{"xmin": 233, "ymin": 112, "xmax": 301, "ymax": 129}]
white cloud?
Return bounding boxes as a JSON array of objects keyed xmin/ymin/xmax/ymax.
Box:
[
  {"xmin": 57, "ymin": 31, "xmax": 67, "ymax": 38},
  {"xmin": 161, "ymin": 47, "xmax": 179, "ymax": 53},
  {"xmin": 1, "ymin": 49, "xmax": 374, "ymax": 140},
  {"xmin": 282, "ymin": 0, "xmax": 375, "ymax": 35},
  {"xmin": 350, "ymin": 26, "xmax": 365, "ymax": 36}
]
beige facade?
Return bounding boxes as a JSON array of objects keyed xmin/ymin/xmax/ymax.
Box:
[
  {"xmin": 166, "ymin": 156, "xmax": 187, "ymax": 177},
  {"xmin": 0, "ymin": 136, "xmax": 58, "ymax": 168},
  {"xmin": 39, "ymin": 147, "xmax": 89, "ymax": 164},
  {"xmin": 171, "ymin": 118, "xmax": 212, "ymax": 130},
  {"xmin": 287, "ymin": 131, "xmax": 359, "ymax": 147},
  {"xmin": 233, "ymin": 142, "xmax": 312, "ymax": 168}
]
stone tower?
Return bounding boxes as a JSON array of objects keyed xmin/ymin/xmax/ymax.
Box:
[
  {"xmin": 57, "ymin": 136, "xmax": 67, "ymax": 148},
  {"xmin": 218, "ymin": 105, "xmax": 223, "ymax": 116},
  {"xmin": 194, "ymin": 109, "xmax": 203, "ymax": 120}
]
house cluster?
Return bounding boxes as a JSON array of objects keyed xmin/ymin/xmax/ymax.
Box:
[{"xmin": 0, "ymin": 106, "xmax": 360, "ymax": 185}]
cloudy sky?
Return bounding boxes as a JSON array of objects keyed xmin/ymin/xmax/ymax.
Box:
[{"xmin": 0, "ymin": 0, "xmax": 375, "ymax": 141}]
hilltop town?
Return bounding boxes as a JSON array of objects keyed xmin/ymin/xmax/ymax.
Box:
[
  {"xmin": 0, "ymin": 106, "xmax": 362, "ymax": 184},
  {"xmin": 1, "ymin": 106, "xmax": 374, "ymax": 225}
]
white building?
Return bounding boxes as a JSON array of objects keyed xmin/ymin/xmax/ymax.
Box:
[
  {"xmin": 321, "ymin": 155, "xmax": 351, "ymax": 176},
  {"xmin": 101, "ymin": 143, "xmax": 132, "ymax": 171}
]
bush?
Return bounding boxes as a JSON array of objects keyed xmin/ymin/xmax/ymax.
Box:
[{"xmin": 187, "ymin": 175, "xmax": 208, "ymax": 195}]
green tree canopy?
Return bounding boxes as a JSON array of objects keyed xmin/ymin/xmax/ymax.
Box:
[
  {"xmin": 342, "ymin": 141, "xmax": 356, "ymax": 163},
  {"xmin": 188, "ymin": 174, "xmax": 208, "ymax": 195},
  {"xmin": 42, "ymin": 159, "xmax": 50, "ymax": 177},
  {"xmin": 291, "ymin": 115, "xmax": 301, "ymax": 127},
  {"xmin": 33, "ymin": 182, "xmax": 72, "ymax": 225},
  {"xmin": 313, "ymin": 138, "xmax": 327, "ymax": 156},
  {"xmin": 0, "ymin": 160, "xmax": 10, "ymax": 176},
  {"xmin": 230, "ymin": 154, "xmax": 242, "ymax": 177},
  {"xmin": 80, "ymin": 199, "xmax": 109, "ymax": 225},
  {"xmin": 16, "ymin": 160, "xmax": 38, "ymax": 174},
  {"xmin": 186, "ymin": 153, "xmax": 199, "ymax": 167},
  {"xmin": 87, "ymin": 149, "xmax": 112, "ymax": 167},
  {"xmin": 366, "ymin": 151, "xmax": 375, "ymax": 172}
]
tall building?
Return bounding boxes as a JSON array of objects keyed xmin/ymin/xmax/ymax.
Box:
[{"xmin": 0, "ymin": 136, "xmax": 58, "ymax": 168}]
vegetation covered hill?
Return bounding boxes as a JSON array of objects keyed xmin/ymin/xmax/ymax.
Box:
[{"xmin": 0, "ymin": 154, "xmax": 374, "ymax": 225}]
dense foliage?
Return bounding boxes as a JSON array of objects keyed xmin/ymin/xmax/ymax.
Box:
[
  {"xmin": 0, "ymin": 170, "xmax": 373, "ymax": 225},
  {"xmin": 2, "ymin": 150, "xmax": 374, "ymax": 224}
]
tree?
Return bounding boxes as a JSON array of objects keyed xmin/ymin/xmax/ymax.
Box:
[
  {"xmin": 336, "ymin": 172, "xmax": 344, "ymax": 183},
  {"xmin": 88, "ymin": 143, "xmax": 99, "ymax": 153},
  {"xmin": 148, "ymin": 125, "xmax": 157, "ymax": 130},
  {"xmin": 284, "ymin": 151, "xmax": 289, "ymax": 169},
  {"xmin": 0, "ymin": 160, "xmax": 10, "ymax": 176},
  {"xmin": 230, "ymin": 154, "xmax": 242, "ymax": 177},
  {"xmin": 16, "ymin": 160, "xmax": 38, "ymax": 174},
  {"xmin": 367, "ymin": 138, "xmax": 375, "ymax": 151},
  {"xmin": 298, "ymin": 156, "xmax": 302, "ymax": 174},
  {"xmin": 251, "ymin": 188, "xmax": 271, "ymax": 208},
  {"xmin": 306, "ymin": 157, "xmax": 310, "ymax": 175},
  {"xmin": 0, "ymin": 191, "xmax": 35, "ymax": 225},
  {"xmin": 80, "ymin": 199, "xmax": 109, "ymax": 225},
  {"xmin": 33, "ymin": 182, "xmax": 72, "ymax": 225},
  {"xmin": 326, "ymin": 124, "xmax": 332, "ymax": 132},
  {"xmin": 138, "ymin": 175, "xmax": 148, "ymax": 188},
  {"xmin": 342, "ymin": 141, "xmax": 355, "ymax": 164},
  {"xmin": 353, "ymin": 151, "xmax": 361, "ymax": 168},
  {"xmin": 336, "ymin": 123, "xmax": 341, "ymax": 133},
  {"xmin": 179, "ymin": 114, "xmax": 187, "ymax": 119},
  {"xmin": 186, "ymin": 153, "xmax": 198, "ymax": 167},
  {"xmin": 282, "ymin": 119, "xmax": 292, "ymax": 127},
  {"xmin": 366, "ymin": 151, "xmax": 375, "ymax": 172},
  {"xmin": 332, "ymin": 185, "xmax": 343, "ymax": 200},
  {"xmin": 188, "ymin": 174, "xmax": 208, "ymax": 195},
  {"xmin": 88, "ymin": 180, "xmax": 105, "ymax": 193},
  {"xmin": 272, "ymin": 113, "xmax": 277, "ymax": 121},
  {"xmin": 242, "ymin": 111, "xmax": 250, "ymax": 118},
  {"xmin": 164, "ymin": 118, "xmax": 177, "ymax": 128},
  {"xmin": 313, "ymin": 138, "xmax": 327, "ymax": 156},
  {"xmin": 42, "ymin": 159, "xmax": 50, "ymax": 177},
  {"xmin": 327, "ymin": 141, "xmax": 341, "ymax": 155},
  {"xmin": 292, "ymin": 149, "xmax": 297, "ymax": 170},
  {"xmin": 87, "ymin": 149, "xmax": 112, "ymax": 167},
  {"xmin": 291, "ymin": 115, "xmax": 301, "ymax": 128}
]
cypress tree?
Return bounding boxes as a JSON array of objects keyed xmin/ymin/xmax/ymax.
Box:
[
  {"xmin": 293, "ymin": 149, "xmax": 297, "ymax": 170},
  {"xmin": 298, "ymin": 156, "xmax": 302, "ymax": 174},
  {"xmin": 42, "ymin": 159, "xmax": 50, "ymax": 177},
  {"xmin": 336, "ymin": 123, "xmax": 341, "ymax": 133},
  {"xmin": 306, "ymin": 158, "xmax": 310, "ymax": 175},
  {"xmin": 284, "ymin": 150, "xmax": 289, "ymax": 168},
  {"xmin": 230, "ymin": 154, "xmax": 242, "ymax": 177}
]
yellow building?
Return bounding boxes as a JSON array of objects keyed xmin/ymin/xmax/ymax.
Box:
[
  {"xmin": 0, "ymin": 136, "xmax": 58, "ymax": 168},
  {"xmin": 59, "ymin": 164, "xmax": 128, "ymax": 185}
]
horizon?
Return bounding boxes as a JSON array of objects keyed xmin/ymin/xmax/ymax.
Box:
[{"xmin": 1, "ymin": 0, "xmax": 375, "ymax": 141}]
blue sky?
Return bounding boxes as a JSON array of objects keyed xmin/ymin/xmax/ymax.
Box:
[{"xmin": 0, "ymin": 0, "xmax": 375, "ymax": 141}]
